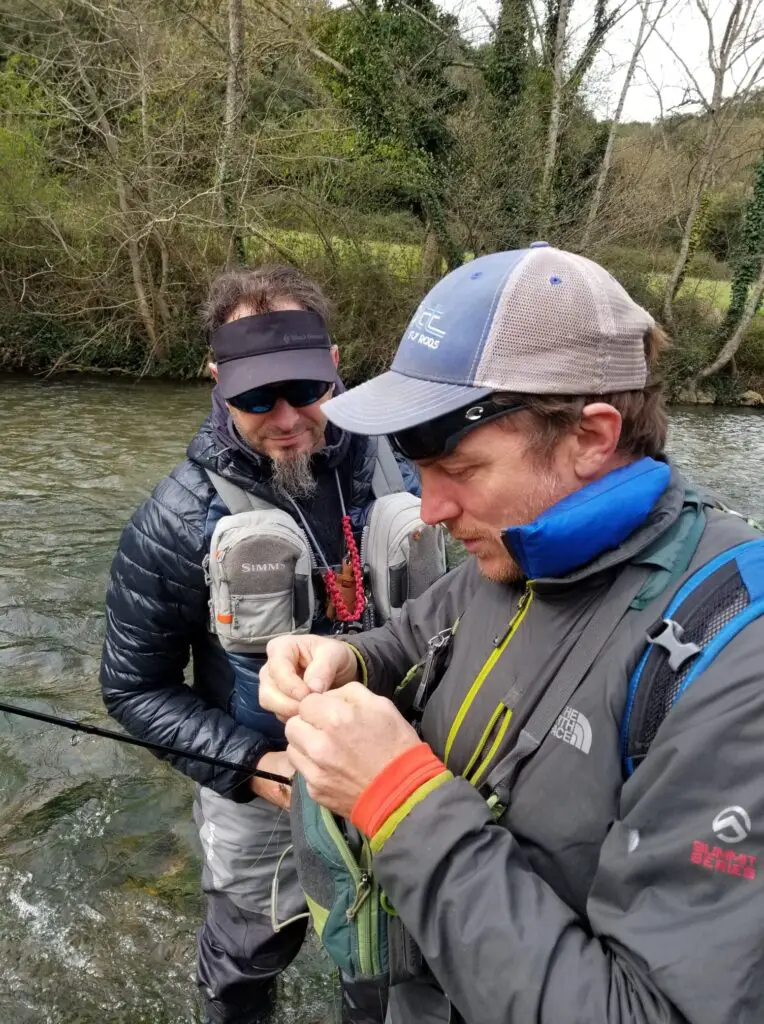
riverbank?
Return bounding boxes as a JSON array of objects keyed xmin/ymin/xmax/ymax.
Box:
[
  {"xmin": 4, "ymin": 366, "xmax": 764, "ymax": 409},
  {"xmin": 4, "ymin": 233, "xmax": 764, "ymax": 405}
]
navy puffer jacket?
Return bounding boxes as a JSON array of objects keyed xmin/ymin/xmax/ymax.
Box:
[{"xmin": 100, "ymin": 414, "xmax": 393, "ymax": 802}]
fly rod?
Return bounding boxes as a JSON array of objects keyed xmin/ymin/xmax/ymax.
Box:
[{"xmin": 0, "ymin": 700, "xmax": 292, "ymax": 785}]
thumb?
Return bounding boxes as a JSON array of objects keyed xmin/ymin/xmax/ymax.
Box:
[{"xmin": 302, "ymin": 641, "xmax": 350, "ymax": 694}]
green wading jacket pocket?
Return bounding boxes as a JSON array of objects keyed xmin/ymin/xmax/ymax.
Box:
[{"xmin": 287, "ymin": 772, "xmax": 392, "ymax": 983}]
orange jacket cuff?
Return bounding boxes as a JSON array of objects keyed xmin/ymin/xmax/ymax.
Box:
[{"xmin": 351, "ymin": 742, "xmax": 447, "ymax": 838}]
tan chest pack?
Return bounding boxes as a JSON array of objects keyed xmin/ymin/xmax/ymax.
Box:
[{"xmin": 204, "ymin": 462, "xmax": 447, "ymax": 654}]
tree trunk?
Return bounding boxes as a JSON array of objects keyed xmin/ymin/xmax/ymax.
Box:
[
  {"xmin": 581, "ymin": 0, "xmax": 656, "ymax": 249},
  {"xmin": 75, "ymin": 57, "xmax": 161, "ymax": 356},
  {"xmin": 697, "ymin": 260, "xmax": 764, "ymax": 379},
  {"xmin": 662, "ymin": 0, "xmax": 747, "ymax": 327},
  {"xmin": 537, "ymin": 0, "xmax": 571, "ymax": 236},
  {"xmin": 137, "ymin": 34, "xmax": 173, "ymax": 336},
  {"xmin": 217, "ymin": 0, "xmax": 246, "ymax": 264},
  {"xmin": 123, "ymin": 206, "xmax": 161, "ymax": 355},
  {"xmin": 662, "ymin": 119, "xmax": 716, "ymax": 326},
  {"xmin": 152, "ymin": 228, "xmax": 173, "ymax": 329},
  {"xmin": 421, "ymin": 228, "xmax": 442, "ymax": 282}
]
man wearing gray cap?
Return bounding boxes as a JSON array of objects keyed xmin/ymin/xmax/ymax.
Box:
[
  {"xmin": 260, "ymin": 244, "xmax": 764, "ymax": 1023},
  {"xmin": 100, "ymin": 265, "xmax": 420, "ymax": 1024}
]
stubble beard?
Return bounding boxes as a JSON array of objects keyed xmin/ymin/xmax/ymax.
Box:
[{"xmin": 474, "ymin": 467, "xmax": 570, "ymax": 584}]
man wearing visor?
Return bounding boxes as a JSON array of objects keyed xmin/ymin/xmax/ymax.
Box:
[
  {"xmin": 100, "ymin": 265, "xmax": 416, "ymax": 1024},
  {"xmin": 260, "ymin": 244, "xmax": 764, "ymax": 1023}
]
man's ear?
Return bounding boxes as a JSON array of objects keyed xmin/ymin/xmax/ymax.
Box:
[
  {"xmin": 209, "ymin": 362, "xmax": 219, "ymax": 382},
  {"xmin": 331, "ymin": 345, "xmax": 339, "ymax": 369},
  {"xmin": 573, "ymin": 403, "xmax": 623, "ymax": 481}
]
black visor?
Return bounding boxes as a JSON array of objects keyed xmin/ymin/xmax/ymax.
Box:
[{"xmin": 211, "ymin": 310, "xmax": 336, "ymax": 399}]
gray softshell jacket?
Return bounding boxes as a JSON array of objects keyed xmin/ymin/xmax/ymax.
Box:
[{"xmin": 348, "ymin": 469, "xmax": 764, "ymax": 1024}]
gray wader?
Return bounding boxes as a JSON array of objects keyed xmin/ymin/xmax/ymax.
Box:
[{"xmin": 196, "ymin": 449, "xmax": 420, "ymax": 1023}]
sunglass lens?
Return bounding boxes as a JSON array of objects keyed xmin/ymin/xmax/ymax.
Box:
[
  {"xmin": 286, "ymin": 380, "xmax": 331, "ymax": 407},
  {"xmin": 229, "ymin": 380, "xmax": 331, "ymax": 414},
  {"xmin": 229, "ymin": 386, "xmax": 275, "ymax": 413},
  {"xmin": 389, "ymin": 427, "xmax": 438, "ymax": 462}
]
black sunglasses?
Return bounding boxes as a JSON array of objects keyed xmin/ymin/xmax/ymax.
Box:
[
  {"xmin": 388, "ymin": 398, "xmax": 527, "ymax": 462},
  {"xmin": 228, "ymin": 379, "xmax": 333, "ymax": 415}
]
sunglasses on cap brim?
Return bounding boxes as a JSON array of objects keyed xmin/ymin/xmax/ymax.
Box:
[
  {"xmin": 388, "ymin": 398, "xmax": 527, "ymax": 462},
  {"xmin": 228, "ymin": 379, "xmax": 333, "ymax": 415}
]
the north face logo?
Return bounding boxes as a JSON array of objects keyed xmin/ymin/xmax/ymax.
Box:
[{"xmin": 552, "ymin": 706, "xmax": 592, "ymax": 754}]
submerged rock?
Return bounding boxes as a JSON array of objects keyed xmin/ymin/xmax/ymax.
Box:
[
  {"xmin": 677, "ymin": 385, "xmax": 715, "ymax": 404},
  {"xmin": 739, "ymin": 390, "xmax": 764, "ymax": 407}
]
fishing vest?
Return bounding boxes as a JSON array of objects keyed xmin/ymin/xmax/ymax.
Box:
[{"xmin": 204, "ymin": 442, "xmax": 446, "ymax": 649}]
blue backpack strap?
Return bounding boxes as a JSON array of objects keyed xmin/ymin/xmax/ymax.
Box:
[{"xmin": 622, "ymin": 538, "xmax": 764, "ymax": 776}]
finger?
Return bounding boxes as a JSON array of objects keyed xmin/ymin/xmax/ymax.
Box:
[
  {"xmin": 297, "ymin": 691, "xmax": 351, "ymax": 730},
  {"xmin": 258, "ymin": 666, "xmax": 292, "ymax": 718},
  {"xmin": 268, "ymin": 655, "xmax": 312, "ymax": 702},
  {"xmin": 285, "ymin": 742, "xmax": 314, "ymax": 780},
  {"xmin": 303, "ymin": 644, "xmax": 348, "ymax": 694},
  {"xmin": 285, "ymin": 714, "xmax": 327, "ymax": 760},
  {"xmin": 258, "ymin": 680, "xmax": 302, "ymax": 722}
]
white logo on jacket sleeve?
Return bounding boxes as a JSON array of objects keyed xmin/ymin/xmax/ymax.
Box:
[
  {"xmin": 552, "ymin": 706, "xmax": 592, "ymax": 754},
  {"xmin": 712, "ymin": 806, "xmax": 751, "ymax": 843}
]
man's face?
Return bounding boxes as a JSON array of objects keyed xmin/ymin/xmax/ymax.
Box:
[
  {"xmin": 417, "ymin": 417, "xmax": 579, "ymax": 583},
  {"xmin": 220, "ymin": 301, "xmax": 338, "ymax": 463}
]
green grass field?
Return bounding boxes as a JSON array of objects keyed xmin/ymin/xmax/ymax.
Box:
[
  {"xmin": 253, "ymin": 229, "xmax": 423, "ymax": 278},
  {"xmin": 648, "ymin": 274, "xmax": 736, "ymax": 318},
  {"xmin": 254, "ymin": 230, "xmax": 761, "ymax": 324}
]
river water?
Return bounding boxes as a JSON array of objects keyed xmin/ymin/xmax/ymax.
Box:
[{"xmin": 0, "ymin": 375, "xmax": 762, "ymax": 1023}]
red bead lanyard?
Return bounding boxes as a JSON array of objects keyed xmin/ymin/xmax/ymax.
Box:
[
  {"xmin": 323, "ymin": 514, "xmax": 365, "ymax": 622},
  {"xmin": 282, "ymin": 470, "xmax": 366, "ymax": 624}
]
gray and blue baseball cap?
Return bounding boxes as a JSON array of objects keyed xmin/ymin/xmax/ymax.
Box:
[{"xmin": 324, "ymin": 242, "xmax": 655, "ymax": 435}]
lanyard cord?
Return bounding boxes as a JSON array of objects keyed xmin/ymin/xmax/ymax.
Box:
[{"xmin": 282, "ymin": 471, "xmax": 365, "ymax": 623}]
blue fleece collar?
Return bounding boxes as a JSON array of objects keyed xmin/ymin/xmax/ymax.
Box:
[{"xmin": 502, "ymin": 457, "xmax": 671, "ymax": 580}]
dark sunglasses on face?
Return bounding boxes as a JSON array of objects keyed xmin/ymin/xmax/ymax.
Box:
[
  {"xmin": 388, "ymin": 397, "xmax": 527, "ymax": 462},
  {"xmin": 228, "ymin": 379, "xmax": 333, "ymax": 415}
]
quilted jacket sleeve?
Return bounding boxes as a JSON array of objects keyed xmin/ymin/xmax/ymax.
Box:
[{"xmin": 99, "ymin": 463, "xmax": 271, "ymax": 801}]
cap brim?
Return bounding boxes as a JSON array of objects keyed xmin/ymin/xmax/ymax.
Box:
[
  {"xmin": 323, "ymin": 371, "xmax": 493, "ymax": 435},
  {"xmin": 217, "ymin": 348, "xmax": 337, "ymax": 400}
]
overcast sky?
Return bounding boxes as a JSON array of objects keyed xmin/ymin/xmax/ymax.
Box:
[{"xmin": 442, "ymin": 0, "xmax": 764, "ymax": 122}]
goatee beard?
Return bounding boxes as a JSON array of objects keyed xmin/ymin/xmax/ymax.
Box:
[{"xmin": 270, "ymin": 450, "xmax": 317, "ymax": 500}]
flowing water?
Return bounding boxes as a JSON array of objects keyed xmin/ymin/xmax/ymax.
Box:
[{"xmin": 0, "ymin": 375, "xmax": 762, "ymax": 1023}]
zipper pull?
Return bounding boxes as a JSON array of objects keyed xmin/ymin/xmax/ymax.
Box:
[
  {"xmin": 346, "ymin": 872, "xmax": 372, "ymax": 921},
  {"xmin": 414, "ymin": 628, "xmax": 454, "ymax": 714},
  {"xmin": 493, "ymin": 585, "xmax": 533, "ymax": 647}
]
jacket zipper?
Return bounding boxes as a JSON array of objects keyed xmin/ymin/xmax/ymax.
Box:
[
  {"xmin": 444, "ymin": 583, "xmax": 534, "ymax": 768},
  {"xmin": 320, "ymin": 808, "xmax": 376, "ymax": 977},
  {"xmin": 359, "ymin": 521, "xmax": 370, "ymax": 568},
  {"xmin": 468, "ymin": 704, "xmax": 514, "ymax": 787},
  {"xmin": 346, "ymin": 840, "xmax": 379, "ymax": 975},
  {"xmin": 358, "ymin": 523, "xmax": 375, "ymax": 630}
]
